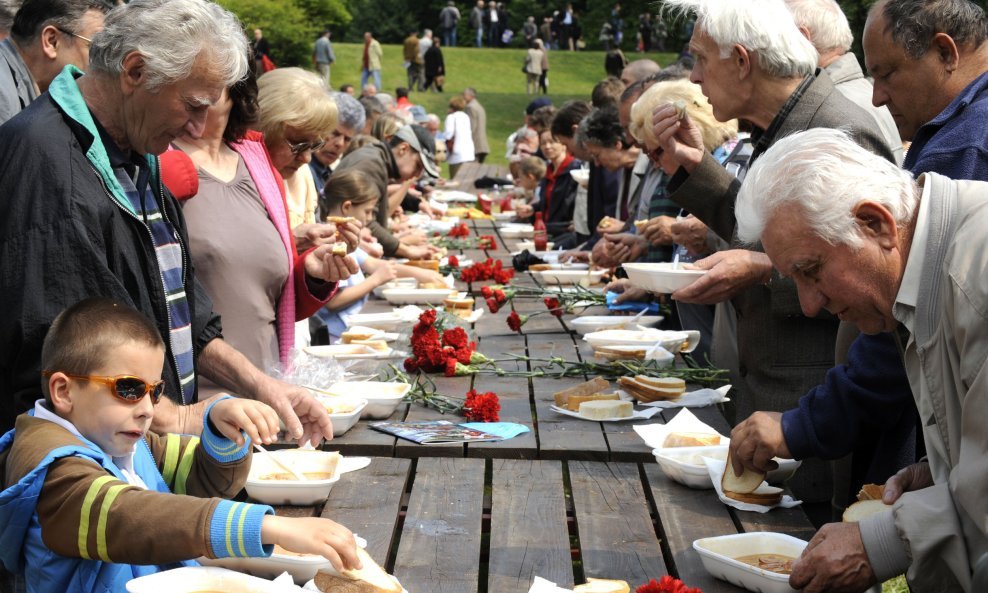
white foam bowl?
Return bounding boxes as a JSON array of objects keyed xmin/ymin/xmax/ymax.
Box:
[
  {"xmin": 536, "ymin": 269, "xmax": 607, "ymax": 287},
  {"xmin": 246, "ymin": 449, "xmax": 343, "ymax": 505},
  {"xmin": 319, "ymin": 398, "xmax": 367, "ymax": 435},
  {"xmin": 623, "ymin": 262, "xmax": 707, "ymax": 294},
  {"xmin": 653, "ymin": 445, "xmax": 802, "ymax": 489},
  {"xmin": 583, "ymin": 329, "xmax": 701, "ymax": 353},
  {"xmin": 326, "ymin": 381, "xmax": 411, "ymax": 419},
  {"xmin": 372, "ymin": 278, "xmax": 418, "ymax": 299},
  {"xmin": 693, "ymin": 532, "xmax": 808, "ymax": 593},
  {"xmin": 382, "ymin": 288, "xmax": 456, "ymax": 305},
  {"xmin": 515, "ymin": 240, "xmax": 555, "ymax": 252},
  {"xmin": 126, "ymin": 566, "xmax": 295, "ymax": 593},
  {"xmin": 569, "ymin": 315, "xmax": 664, "ymax": 335},
  {"xmin": 198, "ymin": 550, "xmax": 331, "ymax": 585},
  {"xmin": 499, "ymin": 223, "xmax": 535, "ymax": 238},
  {"xmin": 492, "ymin": 211, "xmax": 515, "ymax": 221}
]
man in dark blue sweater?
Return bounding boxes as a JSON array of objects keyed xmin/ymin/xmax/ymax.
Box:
[{"xmin": 729, "ymin": 0, "xmax": 988, "ymax": 514}]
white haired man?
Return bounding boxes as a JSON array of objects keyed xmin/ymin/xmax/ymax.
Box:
[
  {"xmin": 651, "ymin": 0, "xmax": 895, "ymax": 508},
  {"xmin": 785, "ymin": 0, "xmax": 903, "ymax": 164},
  {"xmin": 0, "ymin": 0, "xmax": 354, "ymax": 443},
  {"xmin": 736, "ymin": 127, "xmax": 988, "ymax": 593},
  {"xmin": 0, "ymin": 0, "xmax": 111, "ymax": 124}
]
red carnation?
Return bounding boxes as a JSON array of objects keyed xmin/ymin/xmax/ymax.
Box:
[
  {"xmin": 493, "ymin": 268, "xmax": 514, "ymax": 284},
  {"xmin": 506, "ymin": 311, "xmax": 526, "ymax": 332},
  {"xmin": 419, "ymin": 309, "xmax": 438, "ymax": 326},
  {"xmin": 463, "ymin": 389, "xmax": 500, "ymax": 422},
  {"xmin": 635, "ymin": 576, "xmax": 702, "ymax": 593},
  {"xmin": 442, "ymin": 327, "xmax": 469, "ymax": 350},
  {"xmin": 447, "ymin": 255, "xmax": 460, "ymax": 267},
  {"xmin": 481, "ymin": 285, "xmax": 493, "ymax": 298},
  {"xmin": 403, "ymin": 357, "xmax": 419, "ymax": 373},
  {"xmin": 444, "ymin": 357, "xmax": 459, "ymax": 377},
  {"xmin": 486, "ymin": 297, "xmax": 500, "ymax": 313},
  {"xmin": 494, "ymin": 289, "xmax": 507, "ymax": 304}
]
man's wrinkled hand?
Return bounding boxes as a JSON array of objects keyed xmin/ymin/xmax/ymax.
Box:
[
  {"xmin": 671, "ymin": 214, "xmax": 710, "ymax": 255},
  {"xmin": 254, "ymin": 377, "xmax": 334, "ymax": 446},
  {"xmin": 650, "ymin": 103, "xmax": 706, "ymax": 174},
  {"xmin": 729, "ymin": 411, "xmax": 788, "ymax": 475},
  {"xmin": 671, "ymin": 249, "xmax": 773, "ymax": 304},
  {"xmin": 789, "ymin": 523, "xmax": 877, "ymax": 593},
  {"xmin": 883, "ymin": 461, "xmax": 933, "ymax": 504}
]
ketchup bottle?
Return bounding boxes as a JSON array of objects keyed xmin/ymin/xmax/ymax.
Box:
[{"xmin": 533, "ymin": 212, "xmax": 548, "ymax": 251}]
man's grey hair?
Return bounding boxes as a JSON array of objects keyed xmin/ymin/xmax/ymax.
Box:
[
  {"xmin": 664, "ymin": 0, "xmax": 818, "ymax": 79},
  {"xmin": 88, "ymin": 0, "xmax": 248, "ymax": 91},
  {"xmin": 0, "ymin": 0, "xmax": 22, "ymax": 37},
  {"xmin": 785, "ymin": 0, "xmax": 854, "ymax": 54},
  {"xmin": 736, "ymin": 128, "xmax": 918, "ymax": 248},
  {"xmin": 332, "ymin": 91, "xmax": 366, "ymax": 131},
  {"xmin": 464, "ymin": 86, "xmax": 477, "ymax": 99},
  {"xmin": 875, "ymin": 0, "xmax": 988, "ymax": 59},
  {"xmin": 10, "ymin": 0, "xmax": 110, "ymax": 43}
]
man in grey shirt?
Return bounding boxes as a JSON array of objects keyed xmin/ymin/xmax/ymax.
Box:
[{"xmin": 312, "ymin": 29, "xmax": 335, "ymax": 87}]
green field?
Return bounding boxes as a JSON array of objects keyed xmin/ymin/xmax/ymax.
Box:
[{"xmin": 321, "ymin": 44, "xmax": 677, "ymax": 172}]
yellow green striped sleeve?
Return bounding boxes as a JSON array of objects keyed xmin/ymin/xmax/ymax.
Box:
[
  {"xmin": 201, "ymin": 395, "xmax": 250, "ymax": 463},
  {"xmin": 208, "ymin": 500, "xmax": 273, "ymax": 558}
]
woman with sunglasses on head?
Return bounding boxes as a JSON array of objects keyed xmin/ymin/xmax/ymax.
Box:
[{"xmin": 168, "ymin": 65, "xmax": 358, "ymax": 395}]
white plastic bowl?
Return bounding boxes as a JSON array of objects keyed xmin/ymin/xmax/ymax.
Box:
[
  {"xmin": 126, "ymin": 566, "xmax": 295, "ymax": 593},
  {"xmin": 569, "ymin": 315, "xmax": 664, "ymax": 335},
  {"xmin": 583, "ymin": 329, "xmax": 701, "ymax": 353},
  {"xmin": 499, "ymin": 223, "xmax": 535, "ymax": 238},
  {"xmin": 693, "ymin": 532, "xmax": 808, "ymax": 593},
  {"xmin": 653, "ymin": 445, "xmax": 802, "ymax": 489},
  {"xmin": 623, "ymin": 262, "xmax": 707, "ymax": 294},
  {"xmin": 246, "ymin": 449, "xmax": 343, "ymax": 505},
  {"xmin": 198, "ymin": 549, "xmax": 331, "ymax": 585},
  {"xmin": 492, "ymin": 211, "xmax": 516, "ymax": 221},
  {"xmin": 326, "ymin": 381, "xmax": 411, "ymax": 419},
  {"xmin": 536, "ymin": 269, "xmax": 608, "ymax": 286},
  {"xmin": 515, "ymin": 240, "xmax": 555, "ymax": 252},
  {"xmin": 318, "ymin": 398, "xmax": 367, "ymax": 435},
  {"xmin": 382, "ymin": 287, "xmax": 455, "ymax": 305},
  {"xmin": 372, "ymin": 277, "xmax": 418, "ymax": 299}
]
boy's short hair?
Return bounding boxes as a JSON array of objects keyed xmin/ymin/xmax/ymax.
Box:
[
  {"xmin": 40, "ymin": 298, "xmax": 164, "ymax": 402},
  {"xmin": 518, "ymin": 155, "xmax": 547, "ymax": 179}
]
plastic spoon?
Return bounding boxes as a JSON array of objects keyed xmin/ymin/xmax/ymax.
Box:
[{"xmin": 253, "ymin": 443, "xmax": 307, "ymax": 481}]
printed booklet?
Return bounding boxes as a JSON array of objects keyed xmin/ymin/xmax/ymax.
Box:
[{"xmin": 370, "ymin": 420, "xmax": 504, "ymax": 444}]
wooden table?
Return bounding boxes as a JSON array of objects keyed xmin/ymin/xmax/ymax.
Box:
[{"xmin": 275, "ymin": 218, "xmax": 815, "ymax": 592}]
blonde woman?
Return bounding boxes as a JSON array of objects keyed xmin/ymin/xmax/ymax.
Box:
[
  {"xmin": 256, "ymin": 68, "xmax": 339, "ymax": 249},
  {"xmin": 370, "ymin": 112, "xmax": 406, "ymax": 143}
]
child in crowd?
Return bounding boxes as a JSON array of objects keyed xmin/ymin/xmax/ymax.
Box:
[
  {"xmin": 316, "ymin": 169, "xmax": 447, "ymax": 342},
  {"xmin": 510, "ymin": 156, "xmax": 547, "ymax": 220},
  {"xmin": 0, "ymin": 298, "xmax": 360, "ymax": 593}
]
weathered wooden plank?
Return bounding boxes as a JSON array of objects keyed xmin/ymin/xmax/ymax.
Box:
[
  {"xmin": 468, "ymin": 335, "xmax": 537, "ymax": 458},
  {"xmin": 528, "ymin": 338, "xmax": 610, "ymax": 461},
  {"xmin": 321, "ymin": 457, "xmax": 411, "ymax": 568},
  {"xmin": 731, "ymin": 498, "xmax": 817, "ymax": 543},
  {"xmin": 569, "ymin": 461, "xmax": 666, "ymax": 585},
  {"xmin": 393, "ymin": 457, "xmax": 486, "ymax": 593},
  {"xmin": 642, "ymin": 464, "xmax": 740, "ymax": 593},
  {"xmin": 488, "ymin": 460, "xmax": 573, "ymax": 593}
]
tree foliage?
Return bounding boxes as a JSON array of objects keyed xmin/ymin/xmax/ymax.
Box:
[{"xmin": 217, "ymin": 0, "xmax": 352, "ymax": 67}]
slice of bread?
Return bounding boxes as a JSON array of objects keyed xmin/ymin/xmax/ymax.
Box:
[
  {"xmin": 341, "ymin": 330, "xmax": 378, "ymax": 344},
  {"xmin": 405, "ymin": 259, "xmax": 440, "ymax": 271},
  {"xmin": 857, "ymin": 483, "xmax": 885, "ymax": 501},
  {"xmin": 721, "ymin": 449, "xmax": 766, "ymax": 494},
  {"xmin": 443, "ymin": 296, "xmax": 475, "ymax": 310},
  {"xmin": 574, "ymin": 579, "xmax": 631, "ymax": 593},
  {"xmin": 634, "ymin": 376, "xmax": 686, "ymax": 392},
  {"xmin": 725, "ymin": 483, "xmax": 783, "ymax": 506},
  {"xmin": 567, "ymin": 392, "xmax": 620, "ymax": 412},
  {"xmin": 313, "ymin": 548, "xmax": 402, "ymax": 593},
  {"xmin": 579, "ymin": 400, "xmax": 633, "ymax": 420},
  {"xmin": 616, "ymin": 376, "xmax": 684, "ymax": 403},
  {"xmin": 842, "ymin": 499, "xmax": 890, "ymax": 522},
  {"xmin": 553, "ymin": 377, "xmax": 611, "ymax": 407},
  {"xmin": 595, "ymin": 346, "xmax": 648, "ymax": 360},
  {"xmin": 663, "ymin": 431, "xmax": 722, "ymax": 448}
]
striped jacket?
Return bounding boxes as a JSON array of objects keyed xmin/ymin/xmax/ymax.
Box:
[{"xmin": 0, "ymin": 398, "xmax": 273, "ymax": 593}]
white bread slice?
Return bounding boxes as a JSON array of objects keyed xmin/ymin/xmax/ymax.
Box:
[
  {"xmin": 594, "ymin": 346, "xmax": 648, "ymax": 360},
  {"xmin": 842, "ymin": 499, "xmax": 891, "ymax": 522},
  {"xmin": 635, "ymin": 376, "xmax": 686, "ymax": 391},
  {"xmin": 721, "ymin": 449, "xmax": 766, "ymax": 494},
  {"xmin": 313, "ymin": 547, "xmax": 402, "ymax": 593},
  {"xmin": 553, "ymin": 377, "xmax": 611, "ymax": 407},
  {"xmin": 663, "ymin": 431, "xmax": 722, "ymax": 448},
  {"xmin": 341, "ymin": 330, "xmax": 377, "ymax": 344},
  {"xmin": 574, "ymin": 578, "xmax": 631, "ymax": 593},
  {"xmin": 567, "ymin": 392, "xmax": 620, "ymax": 412},
  {"xmin": 579, "ymin": 400, "xmax": 633, "ymax": 419},
  {"xmin": 616, "ymin": 377, "xmax": 683, "ymax": 403},
  {"xmin": 725, "ymin": 484, "xmax": 783, "ymax": 505}
]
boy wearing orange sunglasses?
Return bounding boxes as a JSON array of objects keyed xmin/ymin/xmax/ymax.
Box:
[{"xmin": 0, "ymin": 298, "xmax": 360, "ymax": 593}]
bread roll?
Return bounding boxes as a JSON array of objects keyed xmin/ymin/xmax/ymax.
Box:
[
  {"xmin": 721, "ymin": 449, "xmax": 766, "ymax": 494},
  {"xmin": 857, "ymin": 483, "xmax": 885, "ymax": 501},
  {"xmin": 313, "ymin": 548, "xmax": 402, "ymax": 593},
  {"xmin": 331, "ymin": 242, "xmax": 349, "ymax": 256},
  {"xmin": 662, "ymin": 431, "xmax": 721, "ymax": 448},
  {"xmin": 842, "ymin": 499, "xmax": 890, "ymax": 522},
  {"xmin": 578, "ymin": 400, "xmax": 633, "ymax": 419}
]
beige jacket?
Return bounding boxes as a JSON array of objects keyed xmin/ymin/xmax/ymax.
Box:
[{"xmin": 860, "ymin": 173, "xmax": 988, "ymax": 591}]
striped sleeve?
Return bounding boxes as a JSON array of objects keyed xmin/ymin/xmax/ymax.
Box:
[
  {"xmin": 201, "ymin": 395, "xmax": 251, "ymax": 463},
  {"xmin": 159, "ymin": 433, "xmax": 200, "ymax": 495},
  {"xmin": 75, "ymin": 475, "xmax": 140, "ymax": 562},
  {"xmin": 208, "ymin": 500, "xmax": 274, "ymax": 559}
]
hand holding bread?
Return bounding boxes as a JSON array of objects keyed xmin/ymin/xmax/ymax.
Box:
[
  {"xmin": 304, "ymin": 244, "xmax": 360, "ymax": 283},
  {"xmin": 313, "ymin": 547, "xmax": 403, "ymax": 593},
  {"xmin": 261, "ymin": 515, "xmax": 360, "ymax": 574}
]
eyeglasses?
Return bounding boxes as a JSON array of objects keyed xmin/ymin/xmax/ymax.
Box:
[
  {"xmin": 56, "ymin": 28, "xmax": 93, "ymax": 46},
  {"xmin": 43, "ymin": 371, "xmax": 165, "ymax": 404},
  {"xmin": 285, "ymin": 137, "xmax": 326, "ymax": 156}
]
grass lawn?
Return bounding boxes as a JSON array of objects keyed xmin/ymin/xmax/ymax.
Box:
[{"xmin": 322, "ymin": 44, "xmax": 677, "ymax": 172}]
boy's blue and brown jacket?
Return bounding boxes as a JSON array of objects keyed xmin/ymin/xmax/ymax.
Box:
[{"xmin": 0, "ymin": 398, "xmax": 273, "ymax": 593}]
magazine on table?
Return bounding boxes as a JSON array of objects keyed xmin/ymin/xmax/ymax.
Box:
[{"xmin": 370, "ymin": 420, "xmax": 504, "ymax": 444}]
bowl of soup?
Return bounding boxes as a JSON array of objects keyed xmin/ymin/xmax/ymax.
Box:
[
  {"xmin": 245, "ymin": 449, "xmax": 342, "ymax": 505},
  {"xmin": 693, "ymin": 532, "xmax": 807, "ymax": 593}
]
